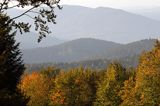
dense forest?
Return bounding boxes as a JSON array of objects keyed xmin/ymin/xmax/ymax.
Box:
[
  {"xmin": 26, "ymin": 54, "xmax": 139, "ymax": 71},
  {"xmin": 0, "ymin": 0, "xmax": 160, "ymax": 106},
  {"xmin": 22, "ymin": 38, "xmax": 155, "ymax": 64},
  {"xmin": 18, "ymin": 41, "xmax": 160, "ymax": 106}
]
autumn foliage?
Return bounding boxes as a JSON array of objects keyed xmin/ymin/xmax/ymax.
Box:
[
  {"xmin": 18, "ymin": 40, "xmax": 160, "ymax": 106},
  {"xmin": 50, "ymin": 68, "xmax": 99, "ymax": 106},
  {"xmin": 19, "ymin": 67, "xmax": 60, "ymax": 106}
]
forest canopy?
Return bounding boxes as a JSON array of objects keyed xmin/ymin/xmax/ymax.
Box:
[{"xmin": 19, "ymin": 40, "xmax": 160, "ymax": 106}]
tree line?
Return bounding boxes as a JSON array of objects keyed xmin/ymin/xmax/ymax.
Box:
[
  {"xmin": 19, "ymin": 41, "xmax": 160, "ymax": 106},
  {"xmin": 0, "ymin": 0, "xmax": 160, "ymax": 105},
  {"xmin": 26, "ymin": 54, "xmax": 139, "ymax": 72}
]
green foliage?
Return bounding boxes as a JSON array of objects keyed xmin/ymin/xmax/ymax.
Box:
[
  {"xmin": 0, "ymin": 14, "xmax": 28, "ymax": 105},
  {"xmin": 95, "ymin": 63, "xmax": 127, "ymax": 106}
]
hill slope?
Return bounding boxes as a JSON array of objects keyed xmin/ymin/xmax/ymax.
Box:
[
  {"xmin": 53, "ymin": 5, "xmax": 160, "ymax": 43},
  {"xmin": 130, "ymin": 7, "xmax": 160, "ymax": 21},
  {"xmin": 22, "ymin": 38, "xmax": 156, "ymax": 63}
]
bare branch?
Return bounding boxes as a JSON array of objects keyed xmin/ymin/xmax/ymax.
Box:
[
  {"xmin": 0, "ymin": 0, "xmax": 61, "ymax": 42},
  {"xmin": 29, "ymin": 10, "xmax": 40, "ymax": 14},
  {"xmin": 24, "ymin": 14, "xmax": 34, "ymax": 20},
  {"xmin": 10, "ymin": 6, "xmax": 36, "ymax": 21}
]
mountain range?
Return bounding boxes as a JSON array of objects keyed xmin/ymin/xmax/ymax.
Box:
[
  {"xmin": 22, "ymin": 38, "xmax": 156, "ymax": 63},
  {"xmin": 53, "ymin": 5, "xmax": 160, "ymax": 43},
  {"xmin": 7, "ymin": 5, "xmax": 160, "ymax": 49}
]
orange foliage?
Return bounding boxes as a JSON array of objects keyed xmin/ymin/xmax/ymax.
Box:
[
  {"xmin": 19, "ymin": 72, "xmax": 39, "ymax": 90},
  {"xmin": 19, "ymin": 72, "xmax": 51, "ymax": 106},
  {"xmin": 75, "ymin": 78, "xmax": 81, "ymax": 85},
  {"xmin": 51, "ymin": 90, "xmax": 66, "ymax": 105}
]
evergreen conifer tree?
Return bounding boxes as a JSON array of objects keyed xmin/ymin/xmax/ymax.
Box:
[{"xmin": 0, "ymin": 14, "xmax": 28, "ymax": 105}]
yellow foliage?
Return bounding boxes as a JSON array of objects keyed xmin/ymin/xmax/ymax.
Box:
[{"xmin": 134, "ymin": 40, "xmax": 160, "ymax": 105}]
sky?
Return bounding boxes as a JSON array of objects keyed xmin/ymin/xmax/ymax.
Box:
[{"xmin": 60, "ymin": 0, "xmax": 160, "ymax": 9}]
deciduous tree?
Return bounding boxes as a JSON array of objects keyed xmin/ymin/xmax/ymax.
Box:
[
  {"xmin": 134, "ymin": 40, "xmax": 160, "ymax": 105},
  {"xmin": 19, "ymin": 72, "xmax": 50, "ymax": 106},
  {"xmin": 95, "ymin": 63, "xmax": 127, "ymax": 106},
  {"xmin": 50, "ymin": 67, "xmax": 99, "ymax": 106}
]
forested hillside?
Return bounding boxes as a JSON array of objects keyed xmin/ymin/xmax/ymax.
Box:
[
  {"xmin": 26, "ymin": 55, "xmax": 139, "ymax": 71},
  {"xmin": 23, "ymin": 38, "xmax": 155, "ymax": 64},
  {"xmin": 19, "ymin": 40, "xmax": 160, "ymax": 106}
]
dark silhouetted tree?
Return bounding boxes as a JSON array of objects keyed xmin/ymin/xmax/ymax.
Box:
[
  {"xmin": 0, "ymin": 0, "xmax": 61, "ymax": 105},
  {"xmin": 0, "ymin": 14, "xmax": 28, "ymax": 105}
]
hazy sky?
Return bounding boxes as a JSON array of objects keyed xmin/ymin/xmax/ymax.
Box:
[{"xmin": 60, "ymin": 0, "xmax": 160, "ymax": 9}]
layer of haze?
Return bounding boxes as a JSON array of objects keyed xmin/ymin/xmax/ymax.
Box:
[{"xmin": 60, "ymin": 0, "xmax": 160, "ymax": 9}]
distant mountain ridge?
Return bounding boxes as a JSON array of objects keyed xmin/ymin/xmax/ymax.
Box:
[
  {"xmin": 53, "ymin": 5, "xmax": 160, "ymax": 43},
  {"xmin": 129, "ymin": 7, "xmax": 160, "ymax": 21},
  {"xmin": 22, "ymin": 38, "xmax": 156, "ymax": 63},
  {"xmin": 7, "ymin": 5, "xmax": 160, "ymax": 44}
]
